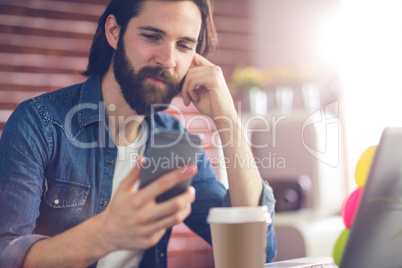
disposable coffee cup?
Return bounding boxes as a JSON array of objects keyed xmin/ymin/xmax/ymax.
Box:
[{"xmin": 207, "ymin": 206, "xmax": 271, "ymax": 268}]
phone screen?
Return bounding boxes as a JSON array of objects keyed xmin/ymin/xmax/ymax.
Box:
[{"xmin": 139, "ymin": 129, "xmax": 202, "ymax": 202}]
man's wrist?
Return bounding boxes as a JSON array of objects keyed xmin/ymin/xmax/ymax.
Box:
[
  {"xmin": 88, "ymin": 213, "xmax": 117, "ymax": 257},
  {"xmin": 213, "ymin": 113, "xmax": 240, "ymax": 131}
]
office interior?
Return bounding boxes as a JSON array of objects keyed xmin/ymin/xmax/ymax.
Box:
[{"xmin": 1, "ymin": 0, "xmax": 401, "ymax": 266}]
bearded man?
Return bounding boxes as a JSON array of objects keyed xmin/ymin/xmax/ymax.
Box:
[{"xmin": 0, "ymin": 0, "xmax": 276, "ymax": 267}]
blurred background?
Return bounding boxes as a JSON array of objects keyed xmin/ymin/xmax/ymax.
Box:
[{"xmin": 1, "ymin": 0, "xmax": 402, "ymax": 266}]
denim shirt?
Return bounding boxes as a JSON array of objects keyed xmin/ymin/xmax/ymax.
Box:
[{"xmin": 0, "ymin": 75, "xmax": 276, "ymax": 268}]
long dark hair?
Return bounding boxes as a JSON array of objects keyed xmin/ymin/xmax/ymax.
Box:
[{"xmin": 81, "ymin": 0, "xmax": 217, "ymax": 77}]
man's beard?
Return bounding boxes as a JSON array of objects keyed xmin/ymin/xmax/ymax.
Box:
[{"xmin": 113, "ymin": 38, "xmax": 183, "ymax": 116}]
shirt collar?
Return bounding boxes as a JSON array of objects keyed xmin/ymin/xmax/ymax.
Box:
[{"xmin": 78, "ymin": 74, "xmax": 105, "ymax": 128}]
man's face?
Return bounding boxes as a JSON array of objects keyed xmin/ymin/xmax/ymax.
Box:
[{"xmin": 113, "ymin": 0, "xmax": 202, "ymax": 116}]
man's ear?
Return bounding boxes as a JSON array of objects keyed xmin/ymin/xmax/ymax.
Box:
[{"xmin": 105, "ymin": 14, "xmax": 121, "ymax": 50}]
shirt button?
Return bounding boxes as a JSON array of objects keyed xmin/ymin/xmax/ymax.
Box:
[
  {"xmin": 159, "ymin": 253, "xmax": 165, "ymax": 258},
  {"xmin": 101, "ymin": 201, "xmax": 108, "ymax": 207},
  {"xmin": 107, "ymin": 159, "xmax": 114, "ymax": 165},
  {"xmin": 53, "ymin": 199, "xmax": 60, "ymax": 205}
]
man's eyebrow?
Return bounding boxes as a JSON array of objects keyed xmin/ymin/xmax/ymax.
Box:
[
  {"xmin": 137, "ymin": 25, "xmax": 198, "ymax": 44},
  {"xmin": 138, "ymin": 26, "xmax": 165, "ymax": 35}
]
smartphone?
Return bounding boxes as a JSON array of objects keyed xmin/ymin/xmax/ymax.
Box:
[{"xmin": 139, "ymin": 129, "xmax": 202, "ymax": 203}]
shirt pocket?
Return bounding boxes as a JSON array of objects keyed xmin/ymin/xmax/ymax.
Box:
[{"xmin": 44, "ymin": 177, "xmax": 90, "ymax": 209}]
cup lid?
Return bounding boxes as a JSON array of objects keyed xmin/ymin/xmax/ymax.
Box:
[{"xmin": 207, "ymin": 206, "xmax": 272, "ymax": 224}]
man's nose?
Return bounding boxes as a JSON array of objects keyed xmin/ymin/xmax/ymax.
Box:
[{"xmin": 154, "ymin": 44, "xmax": 176, "ymax": 69}]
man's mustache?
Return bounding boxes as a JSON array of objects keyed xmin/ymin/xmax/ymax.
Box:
[
  {"xmin": 138, "ymin": 66, "xmax": 175, "ymax": 86},
  {"xmin": 137, "ymin": 66, "xmax": 184, "ymax": 93}
]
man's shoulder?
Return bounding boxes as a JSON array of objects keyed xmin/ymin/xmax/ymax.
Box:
[
  {"xmin": 11, "ymin": 76, "xmax": 104, "ymax": 133},
  {"xmin": 30, "ymin": 83, "xmax": 83, "ymax": 124},
  {"xmin": 31, "ymin": 75, "xmax": 101, "ymax": 106},
  {"xmin": 3, "ymin": 81, "xmax": 86, "ymax": 138},
  {"xmin": 10, "ymin": 81, "xmax": 84, "ymax": 121},
  {"xmin": 29, "ymin": 75, "xmax": 101, "ymax": 121},
  {"xmin": 32, "ymin": 81, "xmax": 84, "ymax": 105}
]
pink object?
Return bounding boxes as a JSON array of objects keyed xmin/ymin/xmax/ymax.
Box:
[{"xmin": 341, "ymin": 188, "xmax": 363, "ymax": 228}]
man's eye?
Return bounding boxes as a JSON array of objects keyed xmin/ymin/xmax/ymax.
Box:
[
  {"xmin": 178, "ymin": 43, "xmax": 192, "ymax": 52},
  {"xmin": 142, "ymin": 34, "xmax": 159, "ymax": 41}
]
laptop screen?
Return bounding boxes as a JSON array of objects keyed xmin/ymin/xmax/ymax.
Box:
[{"xmin": 340, "ymin": 127, "xmax": 402, "ymax": 267}]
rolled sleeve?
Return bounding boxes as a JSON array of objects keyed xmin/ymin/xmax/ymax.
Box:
[
  {"xmin": 260, "ymin": 180, "xmax": 277, "ymax": 262},
  {"xmin": 0, "ymin": 235, "xmax": 48, "ymax": 268},
  {"xmin": 260, "ymin": 180, "xmax": 276, "ymax": 216}
]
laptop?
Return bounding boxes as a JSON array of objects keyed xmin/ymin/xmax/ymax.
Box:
[
  {"xmin": 266, "ymin": 127, "xmax": 402, "ymax": 268},
  {"xmin": 264, "ymin": 257, "xmax": 336, "ymax": 267}
]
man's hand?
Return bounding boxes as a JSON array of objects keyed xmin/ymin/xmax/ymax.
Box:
[
  {"xmin": 182, "ymin": 54, "xmax": 264, "ymax": 208},
  {"xmin": 181, "ymin": 53, "xmax": 237, "ymax": 124},
  {"xmin": 97, "ymin": 156, "xmax": 196, "ymax": 252}
]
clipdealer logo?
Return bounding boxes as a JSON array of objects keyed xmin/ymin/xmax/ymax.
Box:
[{"xmin": 302, "ymin": 100, "xmax": 340, "ymax": 167}]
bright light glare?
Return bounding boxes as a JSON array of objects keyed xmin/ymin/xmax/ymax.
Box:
[
  {"xmin": 316, "ymin": 0, "xmax": 402, "ymax": 186},
  {"xmin": 315, "ymin": 13, "xmax": 344, "ymax": 71}
]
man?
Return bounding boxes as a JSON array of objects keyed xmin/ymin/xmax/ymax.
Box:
[{"xmin": 0, "ymin": 0, "xmax": 276, "ymax": 267}]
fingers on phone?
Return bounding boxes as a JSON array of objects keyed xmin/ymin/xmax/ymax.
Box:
[
  {"xmin": 156, "ymin": 190, "xmax": 194, "ymax": 227},
  {"xmin": 135, "ymin": 187, "xmax": 195, "ymax": 230},
  {"xmin": 137, "ymin": 202, "xmax": 191, "ymax": 243},
  {"xmin": 136, "ymin": 165, "xmax": 196, "ymax": 202},
  {"xmin": 154, "ymin": 165, "xmax": 196, "ymax": 194},
  {"xmin": 165, "ymin": 186, "xmax": 195, "ymax": 221}
]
